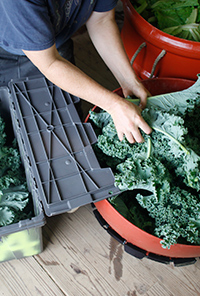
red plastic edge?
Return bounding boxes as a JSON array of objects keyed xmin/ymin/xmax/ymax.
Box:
[{"xmin": 122, "ymin": 0, "xmax": 200, "ymax": 58}]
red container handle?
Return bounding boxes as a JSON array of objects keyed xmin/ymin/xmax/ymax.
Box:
[
  {"xmin": 121, "ymin": 0, "xmax": 200, "ymax": 80},
  {"xmin": 130, "ymin": 42, "xmax": 166, "ymax": 78},
  {"xmin": 122, "ymin": 0, "xmax": 200, "ymax": 59}
]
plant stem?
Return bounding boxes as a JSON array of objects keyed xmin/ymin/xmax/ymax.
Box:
[
  {"xmin": 146, "ymin": 137, "xmax": 152, "ymax": 159},
  {"xmin": 152, "ymin": 126, "xmax": 189, "ymax": 154}
]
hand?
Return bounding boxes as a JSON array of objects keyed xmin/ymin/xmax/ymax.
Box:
[
  {"xmin": 109, "ymin": 97, "xmax": 152, "ymax": 143},
  {"xmin": 121, "ymin": 77, "xmax": 151, "ymax": 110}
]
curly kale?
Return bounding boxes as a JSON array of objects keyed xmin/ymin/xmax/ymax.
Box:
[
  {"xmin": 0, "ymin": 116, "xmax": 30, "ymax": 227},
  {"xmin": 143, "ymin": 107, "xmax": 200, "ymax": 191},
  {"xmin": 136, "ymin": 187, "xmax": 200, "ymax": 249},
  {"xmin": 98, "ymin": 121, "xmax": 132, "ymax": 160},
  {"xmin": 115, "ymin": 155, "xmax": 171, "ymax": 197},
  {"xmin": 183, "ymin": 103, "xmax": 200, "ymax": 154},
  {"xmin": 89, "ymin": 75, "xmax": 200, "ymax": 248},
  {"xmin": 109, "ymin": 190, "xmax": 155, "ymax": 233}
]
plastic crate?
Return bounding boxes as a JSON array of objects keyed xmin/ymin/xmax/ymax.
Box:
[
  {"xmin": 8, "ymin": 76, "xmax": 119, "ymax": 216},
  {"xmin": 0, "ymin": 86, "xmax": 46, "ymax": 263},
  {"xmin": 0, "ymin": 76, "xmax": 120, "ymax": 263}
]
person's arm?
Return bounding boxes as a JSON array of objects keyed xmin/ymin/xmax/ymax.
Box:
[
  {"xmin": 86, "ymin": 9, "xmax": 149, "ymax": 106},
  {"xmin": 23, "ymin": 14, "xmax": 151, "ymax": 143},
  {"xmin": 23, "ymin": 44, "xmax": 118, "ymax": 114}
]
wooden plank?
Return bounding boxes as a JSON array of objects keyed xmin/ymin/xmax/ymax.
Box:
[
  {"xmin": 35, "ymin": 205, "xmax": 158, "ymax": 296},
  {"xmin": 141, "ymin": 258, "xmax": 200, "ymax": 296},
  {"xmin": 146, "ymin": 281, "xmax": 174, "ymax": 296},
  {"xmin": 0, "ymin": 257, "xmax": 65, "ymax": 296},
  {"xmin": 32, "ymin": 205, "xmax": 194, "ymax": 296},
  {"xmin": 34, "ymin": 205, "xmax": 200, "ymax": 296}
]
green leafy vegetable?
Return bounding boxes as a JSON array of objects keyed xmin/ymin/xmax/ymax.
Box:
[
  {"xmin": 0, "ymin": 116, "xmax": 31, "ymax": 227},
  {"xmin": 109, "ymin": 190, "xmax": 155, "ymax": 233},
  {"xmin": 89, "ymin": 74, "xmax": 200, "ymax": 248},
  {"xmin": 131, "ymin": 0, "xmax": 200, "ymax": 41}
]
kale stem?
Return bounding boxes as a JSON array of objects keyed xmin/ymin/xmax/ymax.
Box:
[
  {"xmin": 152, "ymin": 126, "xmax": 189, "ymax": 154},
  {"xmin": 126, "ymin": 95, "xmax": 164, "ymax": 104},
  {"xmin": 187, "ymin": 175, "xmax": 194, "ymax": 188},
  {"xmin": 146, "ymin": 137, "xmax": 152, "ymax": 159}
]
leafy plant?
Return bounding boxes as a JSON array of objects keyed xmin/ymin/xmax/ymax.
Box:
[
  {"xmin": 89, "ymin": 75, "xmax": 200, "ymax": 248},
  {"xmin": 131, "ymin": 0, "xmax": 200, "ymax": 41},
  {"xmin": 0, "ymin": 116, "xmax": 31, "ymax": 227}
]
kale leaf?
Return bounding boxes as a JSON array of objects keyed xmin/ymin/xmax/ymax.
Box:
[
  {"xmin": 131, "ymin": 0, "xmax": 200, "ymax": 41},
  {"xmin": 89, "ymin": 75, "xmax": 200, "ymax": 248},
  {"xmin": 0, "ymin": 116, "xmax": 30, "ymax": 227}
]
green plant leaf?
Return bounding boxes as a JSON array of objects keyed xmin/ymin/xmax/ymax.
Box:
[
  {"xmin": 126, "ymin": 74, "xmax": 200, "ymax": 115},
  {"xmin": 0, "ymin": 207, "xmax": 15, "ymax": 226}
]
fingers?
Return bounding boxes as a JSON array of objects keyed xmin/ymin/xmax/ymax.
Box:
[
  {"xmin": 110, "ymin": 94, "xmax": 152, "ymax": 144},
  {"xmin": 138, "ymin": 87, "xmax": 151, "ymax": 109},
  {"xmin": 116, "ymin": 117, "xmax": 152, "ymax": 144},
  {"xmin": 117, "ymin": 129, "xmax": 137, "ymax": 144},
  {"xmin": 117, "ymin": 129, "xmax": 144, "ymax": 144},
  {"xmin": 117, "ymin": 131, "xmax": 124, "ymax": 142},
  {"xmin": 123, "ymin": 82, "xmax": 151, "ymax": 110},
  {"xmin": 139, "ymin": 118, "xmax": 152, "ymax": 135},
  {"xmin": 125, "ymin": 131, "xmax": 136, "ymax": 144}
]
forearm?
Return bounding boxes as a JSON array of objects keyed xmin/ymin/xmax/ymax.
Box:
[
  {"xmin": 23, "ymin": 46, "xmax": 123, "ymax": 113},
  {"xmin": 86, "ymin": 10, "xmax": 139, "ymax": 93},
  {"xmin": 23, "ymin": 35, "xmax": 151, "ymax": 144},
  {"xmin": 45, "ymin": 56, "xmax": 152, "ymax": 144}
]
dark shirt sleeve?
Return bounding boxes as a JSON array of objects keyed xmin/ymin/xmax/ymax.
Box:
[
  {"xmin": 0, "ymin": 0, "xmax": 55, "ymax": 54},
  {"xmin": 94, "ymin": 0, "xmax": 118, "ymax": 12},
  {"xmin": 0, "ymin": 0, "xmax": 118, "ymax": 55}
]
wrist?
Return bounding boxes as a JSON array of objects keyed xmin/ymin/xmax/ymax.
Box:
[{"xmin": 104, "ymin": 93, "xmax": 125, "ymax": 115}]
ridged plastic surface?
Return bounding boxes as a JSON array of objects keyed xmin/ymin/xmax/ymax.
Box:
[{"xmin": 9, "ymin": 77, "xmax": 119, "ymax": 216}]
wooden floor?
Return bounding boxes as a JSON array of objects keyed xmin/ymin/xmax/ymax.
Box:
[{"xmin": 1, "ymin": 4, "xmax": 200, "ymax": 296}]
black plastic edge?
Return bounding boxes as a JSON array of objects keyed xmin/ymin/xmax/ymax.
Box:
[
  {"xmin": 93, "ymin": 209, "xmax": 109, "ymax": 229},
  {"xmin": 93, "ymin": 206, "xmax": 198, "ymax": 266},
  {"xmin": 173, "ymin": 257, "xmax": 197, "ymax": 267},
  {"xmin": 107, "ymin": 228, "xmax": 125, "ymax": 244},
  {"xmin": 147, "ymin": 252, "xmax": 171, "ymax": 264},
  {"xmin": 124, "ymin": 242, "xmax": 147, "ymax": 259}
]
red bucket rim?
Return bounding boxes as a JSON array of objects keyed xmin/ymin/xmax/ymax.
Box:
[{"xmin": 122, "ymin": 0, "xmax": 200, "ymax": 58}]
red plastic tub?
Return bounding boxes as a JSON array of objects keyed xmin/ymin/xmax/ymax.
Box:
[
  {"xmin": 121, "ymin": 0, "xmax": 200, "ymax": 81},
  {"xmin": 87, "ymin": 77, "xmax": 200, "ymax": 259}
]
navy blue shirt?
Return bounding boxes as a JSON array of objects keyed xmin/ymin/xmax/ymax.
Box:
[{"xmin": 0, "ymin": 0, "xmax": 117, "ymax": 55}]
